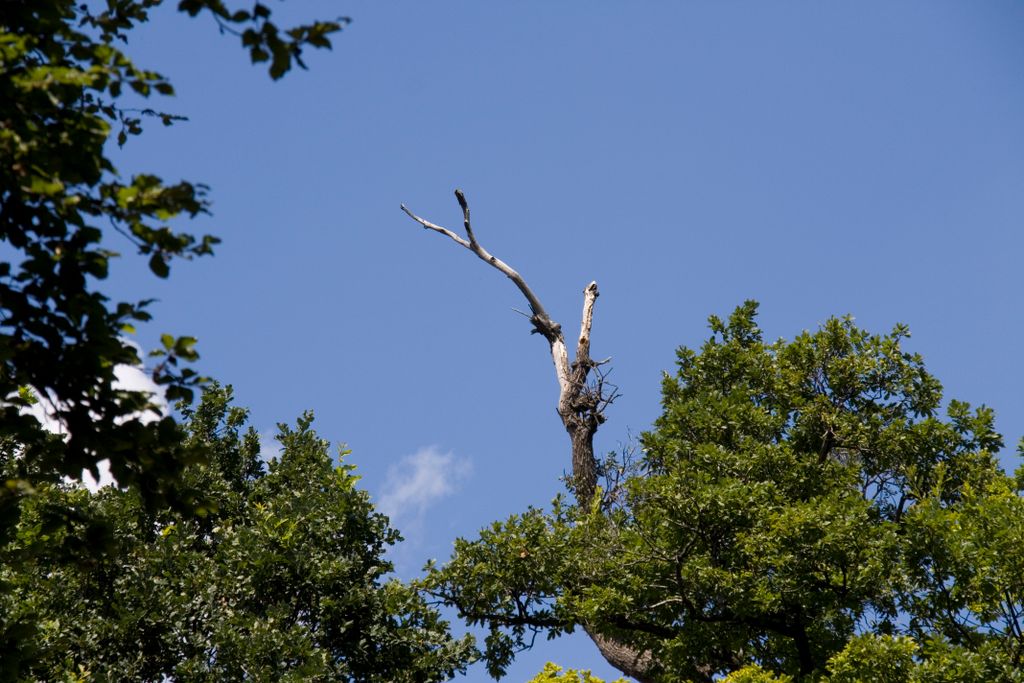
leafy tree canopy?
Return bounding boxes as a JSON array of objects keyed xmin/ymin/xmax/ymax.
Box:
[
  {"xmin": 2, "ymin": 0, "xmax": 349, "ymax": 674},
  {"xmin": 426, "ymin": 302, "xmax": 1024, "ymax": 682},
  {"xmin": 4, "ymin": 385, "xmax": 475, "ymax": 680}
]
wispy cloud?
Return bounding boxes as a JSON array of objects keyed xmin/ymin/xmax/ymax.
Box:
[{"xmin": 377, "ymin": 446, "xmax": 472, "ymax": 528}]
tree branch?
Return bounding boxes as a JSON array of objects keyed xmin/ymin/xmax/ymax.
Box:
[
  {"xmin": 577, "ymin": 281, "xmax": 599, "ymax": 365},
  {"xmin": 455, "ymin": 188, "xmax": 477, "ymax": 249},
  {"xmin": 400, "ymin": 194, "xmax": 556, "ymax": 339}
]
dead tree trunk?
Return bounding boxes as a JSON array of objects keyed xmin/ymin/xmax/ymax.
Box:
[{"xmin": 401, "ymin": 190, "xmax": 655, "ymax": 682}]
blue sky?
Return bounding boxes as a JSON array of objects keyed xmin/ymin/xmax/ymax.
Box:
[{"xmin": 108, "ymin": 2, "xmax": 1024, "ymax": 679}]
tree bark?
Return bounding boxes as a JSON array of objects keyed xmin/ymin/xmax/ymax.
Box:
[
  {"xmin": 401, "ymin": 190, "xmax": 654, "ymax": 681},
  {"xmin": 586, "ymin": 628, "xmax": 657, "ymax": 683}
]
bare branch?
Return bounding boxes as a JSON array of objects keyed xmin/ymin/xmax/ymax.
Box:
[
  {"xmin": 577, "ymin": 281, "xmax": 599, "ymax": 364},
  {"xmin": 401, "ymin": 190, "xmax": 556, "ymax": 339},
  {"xmin": 454, "ymin": 188, "xmax": 477, "ymax": 249},
  {"xmin": 400, "ymin": 203, "xmax": 471, "ymax": 249}
]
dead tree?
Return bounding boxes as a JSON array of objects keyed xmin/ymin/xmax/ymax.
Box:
[{"xmin": 401, "ymin": 190, "xmax": 655, "ymax": 682}]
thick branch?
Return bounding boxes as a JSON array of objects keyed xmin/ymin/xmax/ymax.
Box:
[{"xmin": 586, "ymin": 628, "xmax": 659, "ymax": 683}]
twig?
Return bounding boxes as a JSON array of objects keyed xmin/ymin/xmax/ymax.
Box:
[{"xmin": 455, "ymin": 188, "xmax": 477, "ymax": 248}]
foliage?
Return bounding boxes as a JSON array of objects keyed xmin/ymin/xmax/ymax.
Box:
[
  {"xmin": 1, "ymin": 1, "xmax": 346, "ymax": 673},
  {"xmin": 528, "ymin": 662, "xmax": 627, "ymax": 683},
  {"xmin": 0, "ymin": 0, "xmax": 347, "ymax": 509},
  {"xmin": 721, "ymin": 665, "xmax": 793, "ymax": 683},
  {"xmin": 4, "ymin": 385, "xmax": 475, "ymax": 681},
  {"xmin": 425, "ymin": 302, "xmax": 1024, "ymax": 681}
]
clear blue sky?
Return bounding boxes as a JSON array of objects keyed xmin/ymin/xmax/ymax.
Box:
[{"xmin": 110, "ymin": 2, "xmax": 1023, "ymax": 679}]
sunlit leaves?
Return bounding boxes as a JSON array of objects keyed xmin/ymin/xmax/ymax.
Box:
[
  {"xmin": 528, "ymin": 662, "xmax": 629, "ymax": 683},
  {"xmin": 428, "ymin": 304, "xmax": 1024, "ymax": 680}
]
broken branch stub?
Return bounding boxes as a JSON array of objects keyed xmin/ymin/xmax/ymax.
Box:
[{"xmin": 400, "ymin": 189, "xmax": 610, "ymax": 504}]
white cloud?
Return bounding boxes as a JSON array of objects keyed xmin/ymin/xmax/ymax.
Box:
[
  {"xmin": 25, "ymin": 349, "xmax": 166, "ymax": 434},
  {"xmin": 377, "ymin": 446, "xmax": 472, "ymax": 527},
  {"xmin": 80, "ymin": 458, "xmax": 117, "ymax": 492},
  {"xmin": 113, "ymin": 362, "xmax": 167, "ymax": 419},
  {"xmin": 83, "ymin": 364, "xmax": 167, "ymax": 491},
  {"xmin": 20, "ymin": 356, "xmax": 167, "ymax": 493}
]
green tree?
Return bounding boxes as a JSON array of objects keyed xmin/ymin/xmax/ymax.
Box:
[
  {"xmin": 6, "ymin": 385, "xmax": 475, "ymax": 681},
  {"xmin": 425, "ymin": 303, "xmax": 1024, "ymax": 681},
  {"xmin": 2, "ymin": 0, "xmax": 346, "ymax": 672},
  {"xmin": 1, "ymin": 0, "xmax": 347, "ymax": 508}
]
